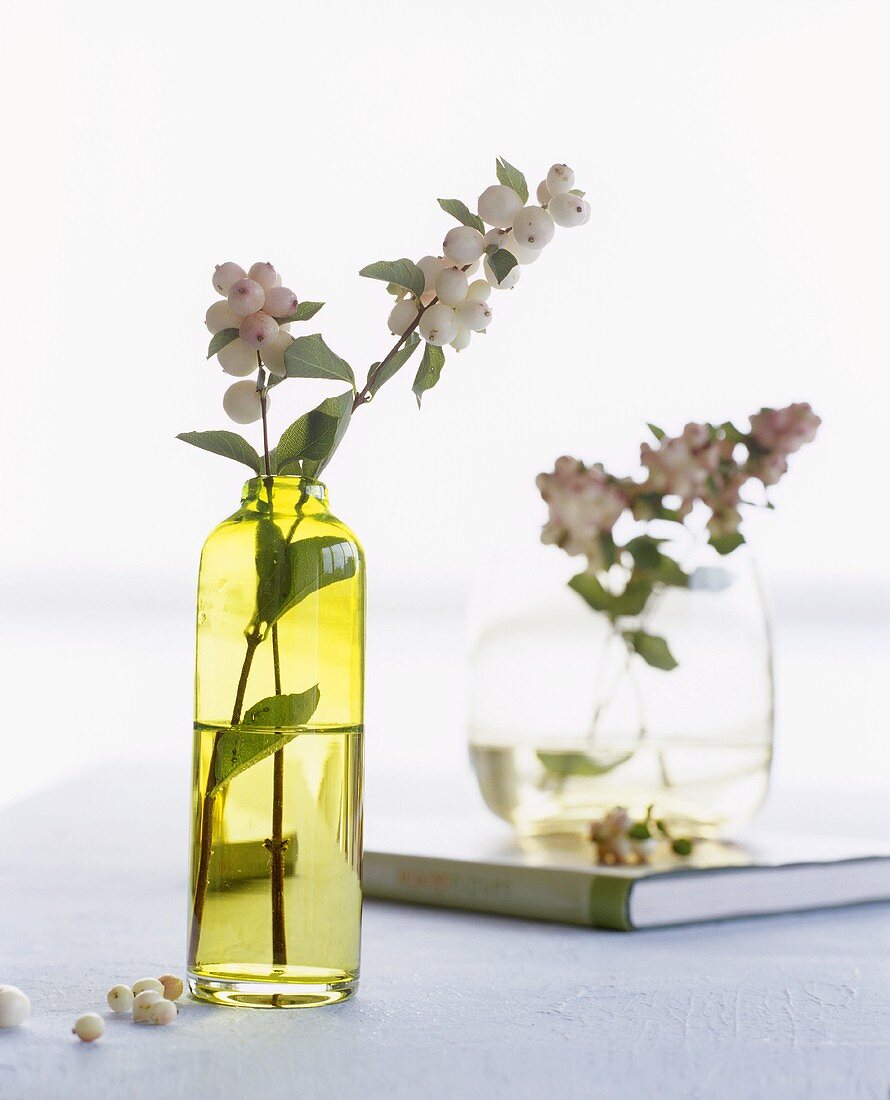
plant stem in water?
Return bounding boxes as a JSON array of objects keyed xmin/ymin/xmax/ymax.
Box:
[
  {"xmin": 260, "ymin": 375, "xmax": 289, "ymax": 967},
  {"xmin": 188, "ymin": 636, "xmax": 259, "ymax": 965}
]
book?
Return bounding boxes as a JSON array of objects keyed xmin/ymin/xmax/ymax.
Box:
[{"xmin": 363, "ymin": 817, "xmax": 890, "ymax": 931}]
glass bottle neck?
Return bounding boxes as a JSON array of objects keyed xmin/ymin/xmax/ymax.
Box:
[{"xmin": 241, "ymin": 476, "xmax": 329, "ymax": 515}]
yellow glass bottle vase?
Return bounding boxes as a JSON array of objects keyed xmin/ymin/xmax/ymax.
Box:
[{"xmin": 187, "ymin": 476, "xmax": 364, "ymax": 1007}]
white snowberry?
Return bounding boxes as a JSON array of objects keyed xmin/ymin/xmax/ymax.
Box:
[
  {"xmin": 536, "ymin": 180, "xmax": 551, "ymax": 205},
  {"xmin": 223, "ymin": 379, "xmax": 265, "ymax": 424},
  {"xmin": 443, "ymin": 225, "xmax": 485, "ymax": 265},
  {"xmin": 148, "ymin": 999, "xmax": 178, "ymax": 1025},
  {"xmin": 247, "ymin": 262, "xmax": 281, "ymax": 291},
  {"xmin": 205, "ymin": 300, "xmax": 240, "ymax": 335},
  {"xmin": 132, "ymin": 978, "xmax": 164, "ymax": 996},
  {"xmin": 484, "ymin": 227, "xmax": 511, "ymax": 252},
  {"xmin": 260, "ymin": 331, "xmax": 293, "ymax": 378},
  {"xmin": 263, "ymin": 286, "xmax": 299, "ymax": 318},
  {"xmin": 477, "ymin": 184, "xmax": 523, "ymax": 228},
  {"xmin": 107, "ymin": 985, "xmax": 134, "ymax": 1013},
  {"xmin": 73, "ymin": 1014, "xmax": 104, "ymax": 1042},
  {"xmin": 239, "ymin": 312, "xmax": 280, "ymax": 349},
  {"xmin": 455, "ymin": 299, "xmax": 492, "ymax": 332},
  {"xmin": 546, "ymin": 163, "xmax": 575, "ymax": 195},
  {"xmin": 418, "ymin": 302, "xmax": 457, "ymax": 346},
  {"xmin": 388, "ymin": 298, "xmax": 420, "ymax": 336},
  {"xmin": 511, "ymin": 206, "xmax": 555, "ymax": 251},
  {"xmin": 0, "ymin": 986, "xmax": 30, "ymax": 1029},
  {"xmin": 227, "ymin": 278, "xmax": 266, "ymax": 317},
  {"xmin": 450, "ymin": 326, "xmax": 472, "ymax": 351},
  {"xmin": 505, "ymin": 231, "xmax": 541, "ymax": 265},
  {"xmin": 158, "ymin": 975, "xmax": 184, "ymax": 1002},
  {"xmin": 466, "ymin": 279, "xmax": 491, "ymax": 303},
  {"xmin": 212, "ymin": 262, "xmax": 247, "ymax": 296},
  {"xmin": 133, "ymin": 990, "xmax": 164, "ymax": 1022},
  {"xmin": 549, "ymin": 192, "xmax": 590, "ymax": 227},
  {"xmin": 435, "ymin": 267, "xmax": 469, "ymax": 307},
  {"xmin": 417, "ymin": 255, "xmax": 451, "ymax": 305},
  {"xmin": 483, "ymin": 256, "xmax": 521, "ymax": 290},
  {"xmin": 217, "ymin": 337, "xmax": 257, "ymax": 377}
]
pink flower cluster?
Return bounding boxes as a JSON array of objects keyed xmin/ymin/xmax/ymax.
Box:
[
  {"xmin": 537, "ymin": 403, "xmax": 820, "ymax": 563},
  {"xmin": 536, "ymin": 457, "xmax": 628, "ymax": 562}
]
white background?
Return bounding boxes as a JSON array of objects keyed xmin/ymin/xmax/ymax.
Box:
[{"xmin": 0, "ymin": 0, "xmax": 887, "ymax": 808}]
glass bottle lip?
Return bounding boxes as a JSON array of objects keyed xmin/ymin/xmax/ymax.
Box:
[{"xmin": 241, "ymin": 474, "xmax": 328, "ymax": 506}]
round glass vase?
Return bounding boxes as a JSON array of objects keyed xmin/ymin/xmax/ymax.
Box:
[
  {"xmin": 188, "ymin": 476, "xmax": 365, "ymax": 1008},
  {"xmin": 468, "ymin": 536, "xmax": 773, "ymax": 838}
]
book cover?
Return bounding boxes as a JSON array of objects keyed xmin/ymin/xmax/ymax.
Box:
[{"xmin": 363, "ymin": 817, "xmax": 890, "ymax": 930}]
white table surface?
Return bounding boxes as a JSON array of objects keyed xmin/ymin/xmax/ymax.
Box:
[{"xmin": 1, "ymin": 761, "xmax": 889, "ymax": 1100}]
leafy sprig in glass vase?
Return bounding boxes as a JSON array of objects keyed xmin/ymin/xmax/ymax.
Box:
[{"xmin": 180, "ymin": 157, "xmax": 590, "ymax": 1004}]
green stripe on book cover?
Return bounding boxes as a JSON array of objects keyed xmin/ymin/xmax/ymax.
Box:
[{"xmin": 589, "ymin": 875, "xmax": 633, "ymax": 930}]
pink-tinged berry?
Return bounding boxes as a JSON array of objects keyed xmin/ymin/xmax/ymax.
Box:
[
  {"xmin": 264, "ymin": 286, "xmax": 299, "ymax": 318},
  {"xmin": 212, "ymin": 262, "xmax": 247, "ymax": 296},
  {"xmin": 227, "ymin": 278, "xmax": 265, "ymax": 317},
  {"xmin": 247, "ymin": 262, "xmax": 281, "ymax": 291},
  {"xmin": 239, "ymin": 312, "xmax": 280, "ymax": 349}
]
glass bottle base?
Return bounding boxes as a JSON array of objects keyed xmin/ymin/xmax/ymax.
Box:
[{"xmin": 188, "ymin": 972, "xmax": 357, "ymax": 1008}]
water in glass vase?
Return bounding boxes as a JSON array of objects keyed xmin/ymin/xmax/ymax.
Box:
[
  {"xmin": 188, "ymin": 722, "xmax": 363, "ymax": 1007},
  {"xmin": 470, "ymin": 733, "xmax": 771, "ymax": 837}
]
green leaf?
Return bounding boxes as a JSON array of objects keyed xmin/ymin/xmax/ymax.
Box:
[
  {"xmin": 599, "ymin": 532, "xmax": 618, "ymax": 569},
  {"xmin": 625, "ymin": 535, "xmax": 664, "ymax": 571},
  {"xmin": 628, "ymin": 822, "xmax": 652, "ymax": 840},
  {"xmin": 568, "ymin": 571, "xmax": 613, "ymax": 613},
  {"xmin": 646, "ymin": 422, "xmax": 666, "ymax": 442},
  {"xmin": 569, "ymin": 188, "xmax": 586, "ymax": 197},
  {"xmin": 718, "ymin": 420, "xmax": 746, "ymax": 444},
  {"xmin": 242, "ymin": 687, "xmax": 322, "ymax": 728},
  {"xmin": 437, "ymin": 198, "xmax": 485, "ymax": 235},
  {"xmin": 487, "ymin": 248, "xmax": 518, "ymax": 286},
  {"xmin": 412, "ymin": 343, "xmax": 446, "ymax": 407},
  {"xmin": 709, "ymin": 531, "xmax": 745, "ymax": 555},
  {"xmin": 359, "ymin": 258, "xmax": 425, "ymax": 298},
  {"xmin": 623, "ymin": 630, "xmax": 678, "ymax": 671},
  {"xmin": 284, "ymin": 333, "xmax": 355, "ymax": 390},
  {"xmin": 275, "ymin": 392, "xmax": 353, "ymax": 476},
  {"xmin": 612, "ymin": 578, "xmax": 652, "ymax": 618},
  {"xmin": 275, "ymin": 301, "xmax": 325, "ymax": 323},
  {"xmin": 210, "ymin": 685, "xmax": 320, "ymax": 795},
  {"xmin": 626, "ymin": 539, "xmax": 689, "ymax": 588},
  {"xmin": 672, "ymin": 838, "xmax": 694, "ymax": 856},
  {"xmin": 369, "ymin": 332, "xmax": 422, "ymax": 397},
  {"xmin": 207, "ymin": 328, "xmax": 240, "ymax": 359},
  {"xmin": 253, "ymin": 530, "xmax": 358, "ymax": 637},
  {"xmin": 537, "ymin": 750, "xmax": 633, "ymax": 778},
  {"xmin": 176, "ymin": 430, "xmax": 262, "ymax": 474},
  {"xmin": 651, "ymin": 555, "xmax": 690, "ymax": 588},
  {"xmin": 495, "ymin": 156, "xmax": 529, "ymax": 203}
]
